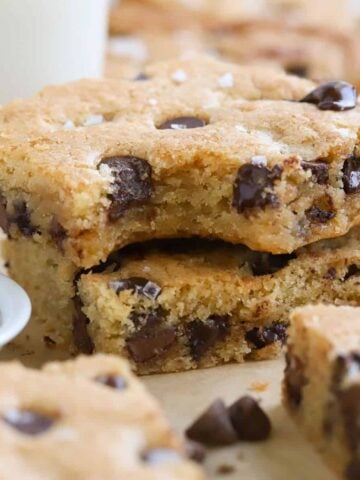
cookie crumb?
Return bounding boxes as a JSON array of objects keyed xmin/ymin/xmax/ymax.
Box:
[
  {"xmin": 216, "ymin": 464, "xmax": 236, "ymax": 475},
  {"xmin": 249, "ymin": 381, "xmax": 269, "ymax": 393}
]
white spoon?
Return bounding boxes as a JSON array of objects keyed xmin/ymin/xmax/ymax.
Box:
[{"xmin": 0, "ymin": 274, "xmax": 31, "ymax": 348}]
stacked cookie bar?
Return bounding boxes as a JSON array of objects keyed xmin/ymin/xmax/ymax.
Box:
[
  {"xmin": 1, "ymin": 55, "xmax": 359, "ymax": 373},
  {"xmin": 0, "ymin": 354, "xmax": 203, "ymax": 478},
  {"xmin": 108, "ymin": 0, "xmax": 360, "ymax": 87},
  {"xmin": 283, "ymin": 305, "xmax": 360, "ymax": 480}
]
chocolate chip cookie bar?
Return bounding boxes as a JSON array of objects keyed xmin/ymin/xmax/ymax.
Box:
[
  {"xmin": 1, "ymin": 56, "xmax": 360, "ymax": 267},
  {"xmin": 5, "ymin": 227, "xmax": 360, "ymax": 373},
  {"xmin": 110, "ymin": 0, "xmax": 355, "ymax": 35},
  {"xmin": 283, "ymin": 305, "xmax": 360, "ymax": 480},
  {"xmin": 214, "ymin": 23, "xmax": 360, "ymax": 89},
  {"xmin": 0, "ymin": 354, "xmax": 204, "ymax": 479}
]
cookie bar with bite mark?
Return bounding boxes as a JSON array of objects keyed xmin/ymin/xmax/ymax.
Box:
[
  {"xmin": 0, "ymin": 56, "xmax": 360, "ymax": 267},
  {"xmin": 5, "ymin": 227, "xmax": 359, "ymax": 373},
  {"xmin": 283, "ymin": 305, "xmax": 360, "ymax": 480},
  {"xmin": 0, "ymin": 354, "xmax": 204, "ymax": 479}
]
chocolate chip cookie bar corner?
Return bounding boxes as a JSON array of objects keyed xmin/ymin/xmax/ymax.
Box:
[
  {"xmin": 0, "ymin": 56, "xmax": 359, "ymax": 269},
  {"xmin": 0, "ymin": 355, "xmax": 204, "ymax": 478},
  {"xmin": 283, "ymin": 305, "xmax": 360, "ymax": 480}
]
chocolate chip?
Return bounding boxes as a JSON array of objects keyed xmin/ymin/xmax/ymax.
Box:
[
  {"xmin": 251, "ymin": 253, "xmax": 295, "ymax": 276},
  {"xmin": 300, "ymin": 81, "xmax": 357, "ymax": 111},
  {"xmin": 301, "ymin": 161, "xmax": 329, "ymax": 185},
  {"xmin": 141, "ymin": 448, "xmax": 182, "ymax": 464},
  {"xmin": 284, "ymin": 351, "xmax": 307, "ymax": 408},
  {"xmin": 95, "ymin": 374, "xmax": 127, "ymax": 390},
  {"xmin": 228, "ymin": 396, "xmax": 271, "ymax": 442},
  {"xmin": 3, "ymin": 409, "xmax": 55, "ymax": 436},
  {"xmin": 43, "ymin": 336, "xmax": 56, "ymax": 348},
  {"xmin": 158, "ymin": 117, "xmax": 207, "ymax": 130},
  {"xmin": 126, "ymin": 310, "xmax": 176, "ymax": 363},
  {"xmin": 0, "ymin": 193, "xmax": 9, "ymax": 233},
  {"xmin": 109, "ymin": 277, "xmax": 161, "ymax": 300},
  {"xmin": 186, "ymin": 399, "xmax": 238, "ymax": 446},
  {"xmin": 286, "ymin": 65, "xmax": 308, "ymax": 78},
  {"xmin": 11, "ymin": 201, "xmax": 37, "ymax": 236},
  {"xmin": 100, "ymin": 156, "xmax": 152, "ymax": 221},
  {"xmin": 72, "ymin": 296, "xmax": 94, "ymax": 355},
  {"xmin": 305, "ymin": 205, "xmax": 336, "ymax": 224},
  {"xmin": 345, "ymin": 459, "xmax": 360, "ymax": 480},
  {"xmin": 246, "ymin": 323, "xmax": 287, "ymax": 349},
  {"xmin": 343, "ymin": 155, "xmax": 360, "ymax": 194},
  {"xmin": 344, "ymin": 264, "xmax": 360, "ymax": 281},
  {"xmin": 186, "ymin": 316, "xmax": 230, "ymax": 362},
  {"xmin": 232, "ymin": 164, "xmax": 282, "ymax": 213},
  {"xmin": 339, "ymin": 385, "xmax": 360, "ymax": 452},
  {"xmin": 49, "ymin": 218, "xmax": 67, "ymax": 250},
  {"xmin": 134, "ymin": 72, "xmax": 149, "ymax": 81},
  {"xmin": 324, "ymin": 267, "xmax": 337, "ymax": 280},
  {"xmin": 184, "ymin": 440, "xmax": 206, "ymax": 463}
]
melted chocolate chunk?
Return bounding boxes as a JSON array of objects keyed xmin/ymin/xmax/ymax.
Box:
[
  {"xmin": 300, "ymin": 81, "xmax": 357, "ymax": 111},
  {"xmin": 301, "ymin": 161, "xmax": 329, "ymax": 185},
  {"xmin": 141, "ymin": 448, "xmax": 182, "ymax": 464},
  {"xmin": 286, "ymin": 65, "xmax": 308, "ymax": 78},
  {"xmin": 251, "ymin": 253, "xmax": 295, "ymax": 276},
  {"xmin": 345, "ymin": 459, "xmax": 360, "ymax": 480},
  {"xmin": 49, "ymin": 218, "xmax": 67, "ymax": 250},
  {"xmin": 95, "ymin": 374, "xmax": 127, "ymax": 390},
  {"xmin": 246, "ymin": 323, "xmax": 287, "ymax": 349},
  {"xmin": 232, "ymin": 164, "xmax": 282, "ymax": 213},
  {"xmin": 126, "ymin": 310, "xmax": 176, "ymax": 363},
  {"xmin": 343, "ymin": 155, "xmax": 360, "ymax": 194},
  {"xmin": 186, "ymin": 316, "xmax": 230, "ymax": 362},
  {"xmin": 284, "ymin": 351, "xmax": 307, "ymax": 408},
  {"xmin": 0, "ymin": 193, "xmax": 9, "ymax": 233},
  {"xmin": 184, "ymin": 440, "xmax": 206, "ymax": 463},
  {"xmin": 158, "ymin": 117, "xmax": 207, "ymax": 130},
  {"xmin": 100, "ymin": 156, "xmax": 152, "ymax": 221},
  {"xmin": 344, "ymin": 264, "xmax": 360, "ymax": 281},
  {"xmin": 305, "ymin": 205, "xmax": 335, "ymax": 224},
  {"xmin": 228, "ymin": 396, "xmax": 272, "ymax": 442},
  {"xmin": 72, "ymin": 296, "xmax": 94, "ymax": 355},
  {"xmin": 186, "ymin": 399, "xmax": 238, "ymax": 446},
  {"xmin": 3, "ymin": 409, "xmax": 56, "ymax": 435},
  {"xmin": 109, "ymin": 277, "xmax": 161, "ymax": 300},
  {"xmin": 339, "ymin": 385, "xmax": 360, "ymax": 452},
  {"xmin": 11, "ymin": 201, "xmax": 37, "ymax": 236}
]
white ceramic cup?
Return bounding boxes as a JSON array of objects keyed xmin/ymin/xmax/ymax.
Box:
[
  {"xmin": 0, "ymin": 0, "xmax": 110, "ymax": 104},
  {"xmin": 0, "ymin": 275, "xmax": 31, "ymax": 348}
]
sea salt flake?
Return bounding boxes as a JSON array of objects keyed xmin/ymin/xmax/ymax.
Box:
[
  {"xmin": 148, "ymin": 98, "xmax": 158, "ymax": 106},
  {"xmin": 83, "ymin": 115, "xmax": 104, "ymax": 127},
  {"xmin": 252, "ymin": 155, "xmax": 268, "ymax": 167},
  {"xmin": 218, "ymin": 72, "xmax": 234, "ymax": 88},
  {"xmin": 64, "ymin": 120, "xmax": 75, "ymax": 129},
  {"xmin": 171, "ymin": 69, "xmax": 188, "ymax": 83}
]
